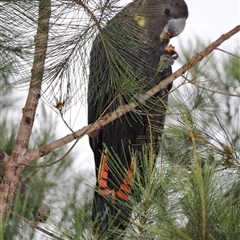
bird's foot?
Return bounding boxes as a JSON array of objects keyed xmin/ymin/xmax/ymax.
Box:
[{"xmin": 159, "ymin": 54, "xmax": 175, "ymax": 71}]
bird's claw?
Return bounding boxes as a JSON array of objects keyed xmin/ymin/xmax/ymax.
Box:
[
  {"xmin": 157, "ymin": 54, "xmax": 175, "ymax": 72},
  {"xmin": 160, "ymin": 54, "xmax": 175, "ymax": 67}
]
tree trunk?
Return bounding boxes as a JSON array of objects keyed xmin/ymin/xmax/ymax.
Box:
[{"xmin": 0, "ymin": 0, "xmax": 51, "ymax": 226}]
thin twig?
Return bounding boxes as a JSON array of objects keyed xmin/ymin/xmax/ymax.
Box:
[
  {"xmin": 60, "ymin": 112, "xmax": 77, "ymax": 138},
  {"xmin": 182, "ymin": 75, "xmax": 240, "ymax": 98},
  {"xmin": 216, "ymin": 47, "xmax": 240, "ymax": 58}
]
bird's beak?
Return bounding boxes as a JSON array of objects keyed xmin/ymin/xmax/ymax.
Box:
[{"xmin": 160, "ymin": 18, "xmax": 186, "ymax": 40}]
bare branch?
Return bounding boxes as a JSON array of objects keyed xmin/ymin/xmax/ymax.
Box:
[
  {"xmin": 23, "ymin": 140, "xmax": 79, "ymax": 168},
  {"xmin": 216, "ymin": 48, "xmax": 240, "ymax": 58},
  {"xmin": 25, "ymin": 25, "xmax": 240, "ymax": 163}
]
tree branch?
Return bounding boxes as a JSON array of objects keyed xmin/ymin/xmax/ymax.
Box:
[
  {"xmin": 216, "ymin": 47, "xmax": 240, "ymax": 59},
  {"xmin": 25, "ymin": 25, "xmax": 240, "ymax": 163},
  {"xmin": 0, "ymin": 0, "xmax": 51, "ymax": 224},
  {"xmin": 13, "ymin": 0, "xmax": 51, "ymax": 156}
]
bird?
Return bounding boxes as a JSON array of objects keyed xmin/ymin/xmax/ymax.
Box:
[{"xmin": 88, "ymin": 0, "xmax": 188, "ymax": 237}]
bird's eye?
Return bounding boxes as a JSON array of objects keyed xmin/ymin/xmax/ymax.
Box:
[{"xmin": 164, "ymin": 9, "xmax": 170, "ymax": 14}]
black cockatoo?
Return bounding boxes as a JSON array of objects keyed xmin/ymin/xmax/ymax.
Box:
[{"xmin": 88, "ymin": 0, "xmax": 188, "ymax": 237}]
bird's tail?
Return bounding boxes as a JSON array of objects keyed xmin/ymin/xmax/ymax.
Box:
[
  {"xmin": 92, "ymin": 192, "xmax": 131, "ymax": 238},
  {"xmin": 92, "ymin": 152, "xmax": 134, "ymax": 239}
]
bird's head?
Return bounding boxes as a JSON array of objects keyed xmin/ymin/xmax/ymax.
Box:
[
  {"xmin": 131, "ymin": 0, "xmax": 188, "ymax": 41},
  {"xmin": 159, "ymin": 0, "xmax": 189, "ymax": 40}
]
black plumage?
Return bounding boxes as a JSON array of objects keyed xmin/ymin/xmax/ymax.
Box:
[{"xmin": 88, "ymin": 0, "xmax": 188, "ymax": 236}]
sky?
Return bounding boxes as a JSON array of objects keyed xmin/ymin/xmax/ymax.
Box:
[
  {"xmin": 67, "ymin": 0, "xmax": 240, "ymax": 176},
  {"xmin": 173, "ymin": 0, "xmax": 239, "ymax": 53}
]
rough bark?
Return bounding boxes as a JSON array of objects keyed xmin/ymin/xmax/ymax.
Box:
[{"xmin": 0, "ymin": 0, "xmax": 51, "ymax": 225}]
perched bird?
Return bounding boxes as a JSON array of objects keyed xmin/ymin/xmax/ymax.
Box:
[{"xmin": 88, "ymin": 0, "xmax": 188, "ymax": 237}]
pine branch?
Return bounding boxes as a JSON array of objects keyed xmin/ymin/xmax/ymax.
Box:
[{"xmin": 24, "ymin": 25, "xmax": 240, "ymax": 163}]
